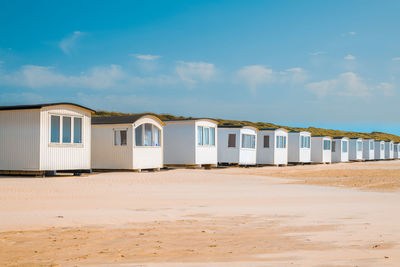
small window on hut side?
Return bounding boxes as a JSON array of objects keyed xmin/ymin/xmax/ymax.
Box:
[
  {"xmin": 228, "ymin": 134, "xmax": 236, "ymax": 148},
  {"xmin": 264, "ymin": 135, "xmax": 270, "ymax": 148}
]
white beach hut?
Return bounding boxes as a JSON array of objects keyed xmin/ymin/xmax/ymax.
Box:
[
  {"xmin": 349, "ymin": 138, "xmax": 363, "ymax": 161},
  {"xmin": 0, "ymin": 103, "xmax": 94, "ymax": 176},
  {"xmin": 163, "ymin": 119, "xmax": 218, "ymax": 168},
  {"xmin": 311, "ymin": 136, "xmax": 332, "ymax": 163},
  {"xmin": 288, "ymin": 131, "xmax": 311, "ymax": 164},
  {"xmin": 218, "ymin": 125, "xmax": 257, "ymax": 166},
  {"xmin": 394, "ymin": 143, "xmax": 400, "ymax": 159},
  {"xmin": 384, "ymin": 141, "xmax": 394, "ymax": 159},
  {"xmin": 256, "ymin": 128, "xmax": 288, "ymax": 166},
  {"xmin": 362, "ymin": 139, "xmax": 375, "ymax": 160},
  {"xmin": 91, "ymin": 115, "xmax": 164, "ymax": 171},
  {"xmin": 374, "ymin": 140, "xmax": 385, "ymax": 160},
  {"xmin": 331, "ymin": 137, "xmax": 349, "ymax": 163}
]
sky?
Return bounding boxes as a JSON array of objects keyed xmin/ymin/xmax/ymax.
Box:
[{"xmin": 0, "ymin": 0, "xmax": 399, "ymax": 134}]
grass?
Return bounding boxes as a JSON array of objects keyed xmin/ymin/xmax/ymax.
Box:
[{"xmin": 93, "ymin": 111, "xmax": 400, "ymax": 142}]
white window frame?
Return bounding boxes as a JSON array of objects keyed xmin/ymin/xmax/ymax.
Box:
[
  {"xmin": 241, "ymin": 133, "xmax": 256, "ymax": 149},
  {"xmin": 49, "ymin": 114, "xmax": 84, "ymax": 146},
  {"xmin": 134, "ymin": 123, "xmax": 162, "ymax": 147},
  {"xmin": 197, "ymin": 126, "xmax": 216, "ymax": 147},
  {"xmin": 114, "ymin": 128, "xmax": 128, "ymax": 146}
]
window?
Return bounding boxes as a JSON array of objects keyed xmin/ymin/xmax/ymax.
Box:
[
  {"xmin": 357, "ymin": 141, "xmax": 362, "ymax": 151},
  {"xmin": 51, "ymin": 115, "xmax": 60, "ymax": 143},
  {"xmin": 323, "ymin": 140, "xmax": 331, "ymax": 150},
  {"xmin": 300, "ymin": 136, "xmax": 304, "ymax": 148},
  {"xmin": 210, "ymin": 128, "xmax": 215, "ymax": 146},
  {"xmin": 114, "ymin": 130, "xmax": 127, "ymax": 146},
  {"xmin": 390, "ymin": 143, "xmax": 393, "ymax": 151},
  {"xmin": 197, "ymin": 126, "xmax": 203, "ymax": 145},
  {"xmin": 73, "ymin": 118, "xmax": 82, "ymax": 143},
  {"xmin": 381, "ymin": 143, "xmax": 384, "ymax": 150},
  {"xmin": 276, "ymin": 136, "xmax": 286, "ymax": 148},
  {"xmin": 197, "ymin": 126, "xmax": 215, "ymax": 146},
  {"xmin": 264, "ymin": 135, "xmax": 270, "ymax": 148},
  {"xmin": 135, "ymin": 123, "xmax": 161, "ymax": 147},
  {"xmin": 242, "ymin": 134, "xmax": 255, "ymax": 149},
  {"xmin": 50, "ymin": 115, "xmax": 83, "ymax": 144},
  {"xmin": 228, "ymin": 134, "xmax": 236, "ymax": 147},
  {"xmin": 332, "ymin": 141, "xmax": 336, "ymax": 152},
  {"xmin": 301, "ymin": 136, "xmax": 310, "ymax": 148},
  {"xmin": 369, "ymin": 141, "xmax": 374, "ymax": 150},
  {"xmin": 342, "ymin": 141, "xmax": 348, "ymax": 153},
  {"xmin": 395, "ymin": 145, "xmax": 398, "ymax": 152}
]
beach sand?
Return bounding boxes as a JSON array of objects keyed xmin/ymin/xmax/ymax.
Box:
[{"xmin": 0, "ymin": 160, "xmax": 399, "ymax": 266}]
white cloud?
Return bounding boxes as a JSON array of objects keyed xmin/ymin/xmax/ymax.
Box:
[
  {"xmin": 306, "ymin": 72, "xmax": 394, "ymax": 98},
  {"xmin": 237, "ymin": 65, "xmax": 275, "ymax": 93},
  {"xmin": 133, "ymin": 54, "xmax": 161, "ymax": 61},
  {"xmin": 59, "ymin": 31, "xmax": 85, "ymax": 54},
  {"xmin": 176, "ymin": 61, "xmax": 216, "ymax": 84},
  {"xmin": 309, "ymin": 51, "xmax": 325, "ymax": 56},
  {"xmin": 392, "ymin": 57, "xmax": 400, "ymax": 61},
  {"xmin": 284, "ymin": 67, "xmax": 308, "ymax": 84},
  {"xmin": 344, "ymin": 54, "xmax": 356, "ymax": 60},
  {"xmin": 349, "ymin": 32, "xmax": 356, "ymax": 35}
]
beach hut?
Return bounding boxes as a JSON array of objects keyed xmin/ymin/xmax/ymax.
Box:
[
  {"xmin": 0, "ymin": 103, "xmax": 94, "ymax": 176},
  {"xmin": 394, "ymin": 143, "xmax": 400, "ymax": 159},
  {"xmin": 163, "ymin": 119, "xmax": 218, "ymax": 168},
  {"xmin": 311, "ymin": 136, "xmax": 332, "ymax": 163},
  {"xmin": 256, "ymin": 128, "xmax": 288, "ymax": 166},
  {"xmin": 218, "ymin": 125, "xmax": 257, "ymax": 166},
  {"xmin": 362, "ymin": 139, "xmax": 375, "ymax": 160},
  {"xmin": 331, "ymin": 137, "xmax": 349, "ymax": 163},
  {"xmin": 288, "ymin": 131, "xmax": 311, "ymax": 164},
  {"xmin": 384, "ymin": 141, "xmax": 394, "ymax": 159},
  {"xmin": 349, "ymin": 138, "xmax": 363, "ymax": 161},
  {"xmin": 374, "ymin": 140, "xmax": 385, "ymax": 160},
  {"xmin": 91, "ymin": 115, "xmax": 164, "ymax": 171}
]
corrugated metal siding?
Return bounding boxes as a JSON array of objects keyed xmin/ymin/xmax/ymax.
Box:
[
  {"xmin": 91, "ymin": 124, "xmax": 133, "ymax": 169},
  {"xmin": 39, "ymin": 106, "xmax": 91, "ymax": 170},
  {"xmin": 0, "ymin": 110, "xmax": 41, "ymax": 170}
]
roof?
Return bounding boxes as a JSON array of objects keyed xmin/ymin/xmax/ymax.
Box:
[
  {"xmin": 164, "ymin": 118, "xmax": 218, "ymax": 124},
  {"xmin": 92, "ymin": 114, "xmax": 164, "ymax": 125},
  {"xmin": 333, "ymin": 136, "xmax": 349, "ymax": 139},
  {"xmin": 289, "ymin": 130, "xmax": 311, "ymax": 134},
  {"xmin": 350, "ymin": 137, "xmax": 363, "ymax": 140},
  {"xmin": 0, "ymin": 103, "xmax": 95, "ymax": 113},
  {"xmin": 218, "ymin": 125, "xmax": 258, "ymax": 131},
  {"xmin": 259, "ymin": 127, "xmax": 289, "ymax": 132},
  {"xmin": 312, "ymin": 135, "xmax": 332, "ymax": 138}
]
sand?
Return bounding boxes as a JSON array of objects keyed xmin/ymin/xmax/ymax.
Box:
[{"xmin": 0, "ymin": 160, "xmax": 399, "ymax": 266}]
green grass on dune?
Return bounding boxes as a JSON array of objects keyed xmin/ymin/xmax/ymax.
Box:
[{"xmin": 93, "ymin": 110, "xmax": 400, "ymax": 142}]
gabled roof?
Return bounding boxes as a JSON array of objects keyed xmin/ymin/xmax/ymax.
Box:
[
  {"xmin": 259, "ymin": 127, "xmax": 289, "ymax": 132},
  {"xmin": 0, "ymin": 103, "xmax": 95, "ymax": 113},
  {"xmin": 92, "ymin": 115, "xmax": 164, "ymax": 125}
]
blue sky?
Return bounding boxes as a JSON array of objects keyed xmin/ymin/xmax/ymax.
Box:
[{"xmin": 1, "ymin": 0, "xmax": 399, "ymax": 134}]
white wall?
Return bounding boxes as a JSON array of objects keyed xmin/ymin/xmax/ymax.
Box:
[
  {"xmin": 332, "ymin": 138, "xmax": 349, "ymax": 162},
  {"xmin": 363, "ymin": 140, "xmax": 375, "ymax": 160},
  {"xmin": 374, "ymin": 141, "xmax": 385, "ymax": 160},
  {"xmin": 257, "ymin": 129, "xmax": 287, "ymax": 165},
  {"xmin": 385, "ymin": 142, "xmax": 394, "ymax": 159},
  {"xmin": 288, "ymin": 132, "xmax": 311, "ymax": 163},
  {"xmin": 349, "ymin": 139, "xmax": 363, "ymax": 161},
  {"xmin": 0, "ymin": 109, "xmax": 41, "ymax": 171},
  {"xmin": 163, "ymin": 121, "xmax": 195, "ymax": 165},
  {"xmin": 195, "ymin": 120, "xmax": 218, "ymax": 165},
  {"xmin": 238, "ymin": 128, "xmax": 257, "ymax": 165},
  {"xmin": 40, "ymin": 105, "xmax": 91, "ymax": 171},
  {"xmin": 311, "ymin": 137, "xmax": 331, "ymax": 163},
  {"xmin": 218, "ymin": 128, "xmax": 240, "ymax": 164},
  {"xmin": 132, "ymin": 117, "xmax": 164, "ymax": 169},
  {"xmin": 394, "ymin": 144, "xmax": 400, "ymax": 159},
  {"xmin": 91, "ymin": 124, "xmax": 132, "ymax": 169}
]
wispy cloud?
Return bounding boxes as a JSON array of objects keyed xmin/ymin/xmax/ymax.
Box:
[
  {"xmin": 306, "ymin": 72, "xmax": 394, "ymax": 98},
  {"xmin": 175, "ymin": 61, "xmax": 216, "ymax": 84},
  {"xmin": 349, "ymin": 31, "xmax": 356, "ymax": 35},
  {"xmin": 309, "ymin": 51, "xmax": 325, "ymax": 56},
  {"xmin": 59, "ymin": 31, "xmax": 85, "ymax": 54},
  {"xmin": 344, "ymin": 54, "xmax": 356, "ymax": 60},
  {"xmin": 392, "ymin": 57, "xmax": 400, "ymax": 61},
  {"xmin": 132, "ymin": 54, "xmax": 161, "ymax": 61}
]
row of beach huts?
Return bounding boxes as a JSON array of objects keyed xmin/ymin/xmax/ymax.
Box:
[{"xmin": 0, "ymin": 103, "xmax": 399, "ymax": 176}]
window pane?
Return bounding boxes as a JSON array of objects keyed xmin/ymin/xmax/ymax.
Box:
[
  {"xmin": 204, "ymin": 128, "xmax": 210, "ymax": 145},
  {"xmin": 120, "ymin": 130, "xmax": 127, "ymax": 145},
  {"xmin": 153, "ymin": 126, "xmax": 160, "ymax": 146},
  {"xmin": 210, "ymin": 128, "xmax": 215, "ymax": 146},
  {"xmin": 251, "ymin": 135, "xmax": 255, "ymax": 148},
  {"xmin": 62, "ymin": 117, "xmax": 71, "ymax": 143},
  {"xmin": 357, "ymin": 141, "xmax": 362, "ymax": 151},
  {"xmin": 73, "ymin": 117, "xmax": 82, "ymax": 143},
  {"xmin": 342, "ymin": 141, "xmax": 348, "ymax": 153},
  {"xmin": 228, "ymin": 134, "xmax": 236, "ymax": 147},
  {"xmin": 370, "ymin": 142, "xmax": 374, "ymax": 150},
  {"xmin": 51, "ymin": 116, "xmax": 60, "ymax": 143},
  {"xmin": 114, "ymin": 131, "xmax": 120, "ymax": 145},
  {"xmin": 283, "ymin": 136, "xmax": 286, "ymax": 148},
  {"xmin": 144, "ymin": 124, "xmax": 152, "ymax": 146},
  {"xmin": 242, "ymin": 134, "xmax": 255, "ymax": 148},
  {"xmin": 264, "ymin": 135, "xmax": 270, "ymax": 148},
  {"xmin": 332, "ymin": 141, "xmax": 336, "ymax": 152},
  {"xmin": 135, "ymin": 125, "xmax": 143, "ymax": 146},
  {"xmin": 300, "ymin": 136, "xmax": 304, "ymax": 148},
  {"xmin": 197, "ymin": 126, "xmax": 203, "ymax": 146}
]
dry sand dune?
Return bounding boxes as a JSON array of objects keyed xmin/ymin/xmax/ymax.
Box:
[{"xmin": 0, "ymin": 160, "xmax": 399, "ymax": 266}]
